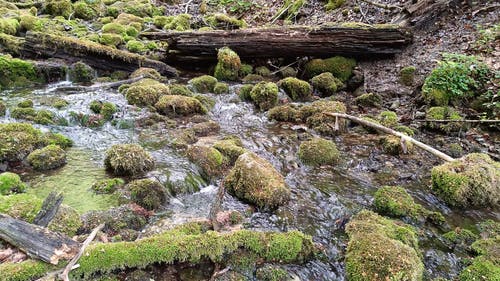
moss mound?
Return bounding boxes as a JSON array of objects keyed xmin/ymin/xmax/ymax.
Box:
[
  {"xmin": 104, "ymin": 144, "xmax": 155, "ymax": 177},
  {"xmin": 213, "ymin": 138, "xmax": 246, "ymax": 165},
  {"xmin": 91, "ymin": 178, "xmax": 125, "ymax": 194},
  {"xmin": 425, "ymin": 106, "xmax": 464, "ymax": 133},
  {"xmin": 0, "ymin": 172, "xmax": 27, "ymax": 195},
  {"xmin": 250, "ymin": 82, "xmax": 279, "ymax": 111},
  {"xmin": 354, "ymin": 93, "xmax": 382, "ymax": 107},
  {"xmin": 301, "ymin": 100, "xmax": 347, "ymax": 135},
  {"xmin": 224, "ymin": 152, "xmax": 290, "ymax": 210},
  {"xmin": 400, "ymin": 66, "xmax": 416, "ymax": 86},
  {"xmin": 214, "ymin": 82, "xmax": 229, "ymax": 94},
  {"xmin": 0, "ymin": 55, "xmax": 39, "ymax": 90},
  {"xmin": 124, "ymin": 78, "xmax": 170, "ymax": 107},
  {"xmin": 155, "ymin": 95, "xmax": 208, "ymax": 117},
  {"xmin": 130, "ymin": 67, "xmax": 162, "ymax": 80},
  {"xmin": 345, "ymin": 210, "xmax": 423, "ymax": 281},
  {"xmin": 69, "ymin": 61, "xmax": 94, "ymax": 83},
  {"xmin": 303, "ymin": 56, "xmax": 356, "ymax": 81},
  {"xmin": 380, "ymin": 135, "xmax": 414, "ymax": 155},
  {"xmin": 205, "ymin": 13, "xmax": 247, "ymax": 30},
  {"xmin": 189, "ymin": 75, "xmax": 218, "ymax": 93},
  {"xmin": 169, "ymin": 84, "xmax": 193, "ymax": 96},
  {"xmin": 27, "ymin": 144, "xmax": 67, "ymax": 171},
  {"xmin": 268, "ymin": 105, "xmax": 301, "ymax": 122},
  {"xmin": 44, "ymin": 0, "xmax": 73, "ymax": 18},
  {"xmin": 0, "ymin": 123, "xmax": 44, "ymax": 162},
  {"xmin": 298, "ymin": 138, "xmax": 340, "ymax": 166},
  {"xmin": 310, "ymin": 72, "xmax": 344, "ymax": 97},
  {"xmin": 278, "ymin": 77, "xmax": 312, "ymax": 101},
  {"xmin": 214, "ymin": 47, "xmax": 241, "ymax": 81},
  {"xmin": 126, "ymin": 179, "xmax": 167, "ymax": 211},
  {"xmin": 431, "ymin": 153, "xmax": 500, "ymax": 207},
  {"xmin": 187, "ymin": 145, "xmax": 228, "ymax": 180}
]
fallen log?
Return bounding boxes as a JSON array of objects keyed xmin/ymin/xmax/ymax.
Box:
[
  {"xmin": 18, "ymin": 32, "xmax": 178, "ymax": 77},
  {"xmin": 33, "ymin": 192, "xmax": 63, "ymax": 227},
  {"xmin": 142, "ymin": 23, "xmax": 413, "ymax": 59},
  {"xmin": 323, "ymin": 112, "xmax": 455, "ymax": 162},
  {"xmin": 0, "ymin": 214, "xmax": 79, "ymax": 265}
]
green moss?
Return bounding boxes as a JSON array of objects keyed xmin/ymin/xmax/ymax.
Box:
[
  {"xmin": 443, "ymin": 228, "xmax": 479, "ymax": 246},
  {"xmin": 250, "ymin": 82, "xmax": 279, "ymax": 111},
  {"xmin": 10, "ymin": 107, "xmax": 36, "ymax": 120},
  {"xmin": 0, "ymin": 55, "xmax": 39, "ymax": 89},
  {"xmin": 69, "ymin": 61, "xmax": 94, "ymax": 83},
  {"xmin": 155, "ymin": 95, "xmax": 208, "ymax": 117},
  {"xmin": 400, "ymin": 66, "xmax": 416, "ymax": 86},
  {"xmin": 345, "ymin": 210, "xmax": 423, "ymax": 281},
  {"xmin": 187, "ymin": 145, "xmax": 228, "ymax": 180},
  {"xmin": 42, "ymin": 132, "xmax": 73, "ymax": 149},
  {"xmin": 214, "ymin": 47, "xmax": 241, "ymax": 81},
  {"xmin": 242, "ymin": 74, "xmax": 264, "ymax": 83},
  {"xmin": 378, "ymin": 110, "xmax": 398, "ymax": 127},
  {"xmin": 0, "ymin": 172, "xmax": 27, "ymax": 195},
  {"xmin": 268, "ymin": 105, "xmax": 300, "ymax": 122},
  {"xmin": 34, "ymin": 109, "xmax": 56, "ymax": 125},
  {"xmin": 255, "ymin": 66, "xmax": 272, "ymax": 77},
  {"xmin": 325, "ymin": 0, "xmax": 345, "ymax": 10},
  {"xmin": 256, "ymin": 265, "xmax": 288, "ymax": 281},
  {"xmin": 274, "ymin": 0, "xmax": 306, "ymax": 21},
  {"xmin": 163, "ymin": 13, "xmax": 191, "ymax": 31},
  {"xmin": 213, "ymin": 138, "xmax": 246, "ymax": 165},
  {"xmin": 104, "ymin": 144, "xmax": 155, "ymax": 177},
  {"xmin": 214, "ymin": 82, "xmax": 230, "ymax": 94},
  {"xmin": 192, "ymin": 120, "xmax": 220, "ymax": 137},
  {"xmin": 394, "ymin": 125, "xmax": 415, "ymax": 137},
  {"xmin": 49, "ymin": 204, "xmax": 82, "ymax": 236},
  {"xmin": 44, "ymin": 0, "xmax": 73, "ymax": 18},
  {"xmin": 298, "ymin": 138, "xmax": 339, "ymax": 166},
  {"xmin": 459, "ymin": 256, "xmax": 500, "ymax": 281},
  {"xmin": 431, "ymin": 153, "xmax": 500, "ymax": 207},
  {"xmin": 380, "ymin": 135, "xmax": 415, "ymax": 155},
  {"xmin": 238, "ymin": 84, "xmax": 254, "ymax": 101},
  {"xmin": 0, "ymin": 100, "xmax": 5, "ymax": 116},
  {"xmin": 101, "ymin": 102, "xmax": 117, "ymax": 120},
  {"xmin": 53, "ymin": 98, "xmax": 69, "ymax": 109},
  {"xmin": 310, "ymin": 72, "xmax": 343, "ymax": 97},
  {"xmin": 224, "ymin": 152, "xmax": 290, "ymax": 210},
  {"xmin": 27, "ymin": 144, "xmax": 66, "ymax": 171},
  {"xmin": 301, "ymin": 100, "xmax": 347, "ymax": 135},
  {"xmin": 99, "ymin": 33, "xmax": 123, "ymax": 46},
  {"xmin": 0, "ymin": 193, "xmax": 43, "ymax": 222},
  {"xmin": 280, "ymin": 67, "xmax": 297, "ymax": 78},
  {"xmin": 425, "ymin": 106, "xmax": 464, "ymax": 132},
  {"xmin": 130, "ymin": 67, "xmax": 162, "ymax": 80},
  {"xmin": 114, "ymin": 13, "xmax": 144, "ymax": 30},
  {"xmin": 0, "ymin": 18, "xmax": 19, "ymax": 35},
  {"xmin": 304, "ymin": 56, "xmax": 356, "ymax": 81},
  {"xmin": 73, "ymin": 1, "xmax": 96, "ymax": 20},
  {"xmin": 17, "ymin": 99, "xmax": 33, "ymax": 108},
  {"xmin": 205, "ymin": 13, "xmax": 247, "ymax": 30},
  {"xmin": 126, "ymin": 39, "xmax": 146, "ymax": 53},
  {"xmin": 189, "ymin": 75, "xmax": 218, "ymax": 93},
  {"xmin": 278, "ymin": 77, "xmax": 312, "ymax": 101},
  {"xmin": 0, "ymin": 123, "xmax": 44, "ymax": 162},
  {"xmin": 126, "ymin": 179, "xmax": 166, "ymax": 210},
  {"xmin": 19, "ymin": 15, "xmax": 40, "ymax": 31},
  {"xmin": 239, "ymin": 63, "xmax": 253, "ymax": 77},
  {"xmin": 91, "ymin": 178, "xmax": 124, "ymax": 194},
  {"xmin": 124, "ymin": 78, "xmax": 170, "ymax": 106},
  {"xmin": 168, "ymin": 84, "xmax": 193, "ymax": 96}
]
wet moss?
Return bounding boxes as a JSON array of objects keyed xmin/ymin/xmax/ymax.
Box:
[
  {"xmin": 278, "ymin": 77, "xmax": 312, "ymax": 101},
  {"xmin": 130, "ymin": 67, "xmax": 162, "ymax": 80},
  {"xmin": 192, "ymin": 120, "xmax": 220, "ymax": 137},
  {"xmin": 268, "ymin": 104, "xmax": 301, "ymax": 122},
  {"xmin": 224, "ymin": 152, "xmax": 290, "ymax": 210},
  {"xmin": 239, "ymin": 63, "xmax": 253, "ymax": 77},
  {"xmin": 214, "ymin": 47, "xmax": 241, "ymax": 81},
  {"xmin": 189, "ymin": 75, "xmax": 218, "ymax": 93},
  {"xmin": 301, "ymin": 100, "xmax": 347, "ymax": 135},
  {"xmin": 238, "ymin": 84, "xmax": 254, "ymax": 101},
  {"xmin": 126, "ymin": 39, "xmax": 146, "ymax": 53},
  {"xmin": 91, "ymin": 178, "xmax": 125, "ymax": 194},
  {"xmin": 126, "ymin": 179, "xmax": 167, "ymax": 210},
  {"xmin": 378, "ymin": 110, "xmax": 398, "ymax": 127},
  {"xmin": 0, "ymin": 100, "xmax": 5, "ymax": 116},
  {"xmin": 155, "ymin": 95, "xmax": 208, "ymax": 117},
  {"xmin": 274, "ymin": 0, "xmax": 306, "ymax": 21},
  {"xmin": 0, "ymin": 259, "xmax": 55, "ymax": 281},
  {"xmin": 255, "ymin": 66, "xmax": 272, "ymax": 77},
  {"xmin": 425, "ymin": 106, "xmax": 464, "ymax": 133},
  {"xmin": 431, "ymin": 153, "xmax": 500, "ymax": 207},
  {"xmin": 205, "ymin": 13, "xmax": 247, "ymax": 30},
  {"xmin": 73, "ymin": 1, "xmax": 97, "ymax": 20},
  {"xmin": 303, "ymin": 56, "xmax": 356, "ymax": 81},
  {"xmin": 443, "ymin": 228, "xmax": 478, "ymax": 247},
  {"xmin": 168, "ymin": 84, "xmax": 193, "ymax": 96},
  {"xmin": 250, "ymin": 82, "xmax": 279, "ymax": 111},
  {"xmin": 345, "ymin": 210, "xmax": 423, "ymax": 281},
  {"xmin": 34, "ymin": 109, "xmax": 57, "ymax": 125},
  {"xmin": 380, "ymin": 135, "xmax": 414, "ymax": 155},
  {"xmin": 256, "ymin": 265, "xmax": 288, "ymax": 281},
  {"xmin": 0, "ymin": 193, "xmax": 42, "ymax": 222},
  {"xmin": 325, "ymin": 0, "xmax": 345, "ymax": 10},
  {"xmin": 298, "ymin": 137, "xmax": 340, "ymax": 166},
  {"xmin": 17, "ymin": 99, "xmax": 33, "ymax": 108},
  {"xmin": 163, "ymin": 13, "xmax": 191, "ymax": 31},
  {"xmin": 27, "ymin": 144, "xmax": 67, "ymax": 171},
  {"xmin": 0, "ymin": 18, "xmax": 19, "ymax": 35},
  {"xmin": 0, "ymin": 172, "xmax": 27, "ymax": 195},
  {"xmin": 53, "ymin": 98, "xmax": 69, "ymax": 109},
  {"xmin": 187, "ymin": 145, "xmax": 228, "ymax": 180},
  {"xmin": 214, "ymin": 82, "xmax": 230, "ymax": 94},
  {"xmin": 213, "ymin": 138, "xmax": 246, "ymax": 165},
  {"xmin": 242, "ymin": 74, "xmax": 264, "ymax": 83},
  {"xmin": 99, "ymin": 33, "xmax": 123, "ymax": 46},
  {"xmin": 279, "ymin": 67, "xmax": 297, "ymax": 78},
  {"xmin": 0, "ymin": 122, "xmax": 44, "ymax": 162},
  {"xmin": 44, "ymin": 0, "xmax": 73, "ymax": 17},
  {"xmin": 104, "ymin": 144, "xmax": 155, "ymax": 177},
  {"xmin": 69, "ymin": 61, "xmax": 94, "ymax": 83},
  {"xmin": 310, "ymin": 72, "xmax": 343, "ymax": 97},
  {"xmin": 0, "ymin": 54, "xmax": 39, "ymax": 89},
  {"xmin": 49, "ymin": 204, "xmax": 82, "ymax": 236},
  {"xmin": 124, "ymin": 78, "xmax": 170, "ymax": 107},
  {"xmin": 42, "ymin": 132, "xmax": 73, "ymax": 149},
  {"xmin": 400, "ymin": 66, "xmax": 416, "ymax": 86}
]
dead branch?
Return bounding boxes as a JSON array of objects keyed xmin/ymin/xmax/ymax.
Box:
[{"xmin": 323, "ymin": 112, "xmax": 455, "ymax": 162}]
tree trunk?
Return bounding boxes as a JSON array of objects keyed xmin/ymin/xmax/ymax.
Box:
[
  {"xmin": 0, "ymin": 214, "xmax": 79, "ymax": 265},
  {"xmin": 141, "ymin": 24, "xmax": 412, "ymax": 60},
  {"xmin": 19, "ymin": 32, "xmax": 178, "ymax": 77}
]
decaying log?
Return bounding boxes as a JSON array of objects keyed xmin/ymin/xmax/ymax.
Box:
[
  {"xmin": 323, "ymin": 112, "xmax": 455, "ymax": 162},
  {"xmin": 0, "ymin": 214, "xmax": 79, "ymax": 265},
  {"xmin": 19, "ymin": 32, "xmax": 178, "ymax": 77},
  {"xmin": 33, "ymin": 192, "xmax": 63, "ymax": 227},
  {"xmin": 142, "ymin": 24, "xmax": 413, "ymax": 59}
]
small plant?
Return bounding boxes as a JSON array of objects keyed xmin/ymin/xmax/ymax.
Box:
[
  {"xmin": 472, "ymin": 24, "xmax": 499, "ymax": 54},
  {"xmin": 209, "ymin": 0, "xmax": 258, "ymax": 14}
]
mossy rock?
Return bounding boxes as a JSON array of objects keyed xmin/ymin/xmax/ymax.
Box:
[
  {"xmin": 301, "ymin": 100, "xmax": 347, "ymax": 135},
  {"xmin": 27, "ymin": 144, "xmax": 67, "ymax": 171},
  {"xmin": 268, "ymin": 104, "xmax": 301, "ymax": 123},
  {"xmin": 255, "ymin": 66, "xmax": 272, "ymax": 77},
  {"xmin": 0, "ymin": 123, "xmax": 45, "ymax": 162},
  {"xmin": 400, "ymin": 66, "xmax": 416, "ymax": 86},
  {"xmin": 238, "ymin": 84, "xmax": 254, "ymax": 101},
  {"xmin": 102, "ymin": 22, "xmax": 126, "ymax": 35},
  {"xmin": 0, "ymin": 55, "xmax": 39, "ymax": 89},
  {"xmin": 443, "ymin": 228, "xmax": 479, "ymax": 248},
  {"xmin": 303, "ymin": 56, "xmax": 356, "ymax": 81},
  {"xmin": 73, "ymin": 1, "xmax": 97, "ymax": 20},
  {"xmin": 155, "ymin": 95, "xmax": 208, "ymax": 117},
  {"xmin": 18, "ymin": 99, "xmax": 33, "ymax": 108},
  {"xmin": 187, "ymin": 145, "xmax": 228, "ymax": 180},
  {"xmin": 431, "ymin": 153, "xmax": 500, "ymax": 207},
  {"xmin": 99, "ymin": 33, "xmax": 123, "ymax": 46},
  {"xmin": 250, "ymin": 82, "xmax": 279, "ymax": 111},
  {"xmin": 91, "ymin": 178, "xmax": 125, "ymax": 194},
  {"xmin": 126, "ymin": 40, "xmax": 146, "ymax": 53},
  {"xmin": 130, "ymin": 67, "xmax": 162, "ymax": 80},
  {"xmin": 213, "ymin": 138, "xmax": 246, "ymax": 165},
  {"xmin": 279, "ymin": 67, "xmax": 297, "ymax": 78},
  {"xmin": 44, "ymin": 0, "xmax": 73, "ymax": 18},
  {"xmin": 126, "ymin": 179, "xmax": 167, "ymax": 210},
  {"xmin": 425, "ymin": 106, "xmax": 464, "ymax": 133},
  {"xmin": 310, "ymin": 72, "xmax": 344, "ymax": 97},
  {"xmin": 205, "ymin": 13, "xmax": 247, "ymax": 30},
  {"xmin": 239, "ymin": 63, "xmax": 253, "ymax": 77},
  {"xmin": 48, "ymin": 204, "xmax": 82, "ymax": 236},
  {"xmin": 255, "ymin": 265, "xmax": 289, "ymax": 281},
  {"xmin": 325, "ymin": 0, "xmax": 346, "ymax": 10},
  {"xmin": 214, "ymin": 47, "xmax": 241, "ymax": 81},
  {"xmin": 224, "ymin": 152, "xmax": 290, "ymax": 210},
  {"xmin": 0, "ymin": 18, "xmax": 19, "ymax": 36},
  {"xmin": 192, "ymin": 120, "xmax": 220, "ymax": 137},
  {"xmin": 169, "ymin": 84, "xmax": 193, "ymax": 96},
  {"xmin": 380, "ymin": 135, "xmax": 414, "ymax": 155},
  {"xmin": 69, "ymin": 61, "xmax": 94, "ymax": 83},
  {"xmin": 163, "ymin": 13, "xmax": 191, "ymax": 31},
  {"xmin": 124, "ymin": 78, "xmax": 170, "ymax": 107},
  {"xmin": 378, "ymin": 110, "xmax": 398, "ymax": 127},
  {"xmin": 104, "ymin": 144, "xmax": 155, "ymax": 177},
  {"xmin": 0, "ymin": 172, "xmax": 27, "ymax": 195},
  {"xmin": 114, "ymin": 13, "xmax": 144, "ymax": 29},
  {"xmin": 458, "ymin": 256, "xmax": 500, "ymax": 281},
  {"xmin": 345, "ymin": 210, "xmax": 423, "ymax": 281},
  {"xmin": 242, "ymin": 74, "xmax": 264, "ymax": 83},
  {"xmin": 298, "ymin": 138, "xmax": 340, "ymax": 166},
  {"xmin": 52, "ymin": 98, "xmax": 69, "ymax": 109},
  {"xmin": 214, "ymin": 82, "xmax": 229, "ymax": 94},
  {"xmin": 278, "ymin": 77, "xmax": 312, "ymax": 101},
  {"xmin": 189, "ymin": 75, "xmax": 218, "ymax": 93},
  {"xmin": 354, "ymin": 93, "xmax": 382, "ymax": 107},
  {"xmin": 42, "ymin": 132, "xmax": 73, "ymax": 149}
]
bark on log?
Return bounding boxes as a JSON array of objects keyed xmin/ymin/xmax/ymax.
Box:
[
  {"xmin": 19, "ymin": 32, "xmax": 178, "ymax": 77},
  {"xmin": 33, "ymin": 192, "xmax": 63, "ymax": 227},
  {"xmin": 141, "ymin": 24, "xmax": 413, "ymax": 59},
  {"xmin": 0, "ymin": 214, "xmax": 79, "ymax": 265}
]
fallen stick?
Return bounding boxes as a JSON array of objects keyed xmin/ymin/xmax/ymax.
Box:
[
  {"xmin": 60, "ymin": 223, "xmax": 105, "ymax": 281},
  {"xmin": 323, "ymin": 112, "xmax": 455, "ymax": 162}
]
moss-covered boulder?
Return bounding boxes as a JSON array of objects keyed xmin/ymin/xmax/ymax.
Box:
[
  {"xmin": 187, "ymin": 145, "xmax": 228, "ymax": 180},
  {"xmin": 91, "ymin": 178, "xmax": 125, "ymax": 194},
  {"xmin": 345, "ymin": 210, "xmax": 423, "ymax": 281},
  {"xmin": 90, "ymin": 101, "xmax": 117, "ymax": 120},
  {"xmin": 0, "ymin": 55, "xmax": 39, "ymax": 89},
  {"xmin": 378, "ymin": 110, "xmax": 398, "ymax": 127},
  {"xmin": 49, "ymin": 204, "xmax": 82, "ymax": 237},
  {"xmin": 18, "ymin": 99, "xmax": 33, "ymax": 108},
  {"xmin": 354, "ymin": 92, "xmax": 382, "ymax": 107},
  {"xmin": 73, "ymin": 1, "xmax": 97, "ymax": 20},
  {"xmin": 443, "ymin": 228, "xmax": 478, "ymax": 250},
  {"xmin": 250, "ymin": 82, "xmax": 279, "ymax": 111},
  {"xmin": 400, "ymin": 66, "xmax": 416, "ymax": 86},
  {"xmin": 162, "ymin": 13, "xmax": 191, "ymax": 31},
  {"xmin": 0, "ymin": 18, "xmax": 20, "ymax": 36},
  {"xmin": 42, "ymin": 132, "xmax": 73, "ymax": 149},
  {"xmin": 213, "ymin": 138, "xmax": 246, "ymax": 165},
  {"xmin": 44, "ymin": 0, "xmax": 73, "ymax": 17},
  {"xmin": 278, "ymin": 77, "xmax": 312, "ymax": 101},
  {"xmin": 298, "ymin": 138, "xmax": 340, "ymax": 166},
  {"xmin": 0, "ymin": 172, "xmax": 27, "ymax": 195},
  {"xmin": 224, "ymin": 152, "xmax": 290, "ymax": 210},
  {"xmin": 124, "ymin": 78, "xmax": 170, "ymax": 107},
  {"xmin": 310, "ymin": 72, "xmax": 344, "ymax": 97},
  {"xmin": 27, "ymin": 144, "xmax": 67, "ymax": 171},
  {"xmin": 214, "ymin": 47, "xmax": 241, "ymax": 81},
  {"xmin": 300, "ymin": 100, "xmax": 347, "ymax": 135},
  {"xmin": 238, "ymin": 84, "xmax": 254, "ymax": 101},
  {"xmin": 214, "ymin": 82, "xmax": 229, "ymax": 94},
  {"xmin": 69, "ymin": 61, "xmax": 94, "ymax": 83},
  {"xmin": 303, "ymin": 56, "xmax": 356, "ymax": 81},
  {"xmin": 130, "ymin": 67, "xmax": 162, "ymax": 80},
  {"xmin": 189, "ymin": 75, "xmax": 218, "ymax": 93},
  {"xmin": 425, "ymin": 106, "xmax": 464, "ymax": 133},
  {"xmin": 0, "ymin": 123, "xmax": 44, "ymax": 162},
  {"xmin": 191, "ymin": 120, "xmax": 220, "ymax": 137},
  {"xmin": 126, "ymin": 179, "xmax": 167, "ymax": 211},
  {"xmin": 431, "ymin": 153, "xmax": 500, "ymax": 207},
  {"xmin": 256, "ymin": 265, "xmax": 289, "ymax": 281},
  {"xmin": 155, "ymin": 95, "xmax": 208, "ymax": 117},
  {"xmin": 104, "ymin": 144, "xmax": 155, "ymax": 177},
  {"xmin": 268, "ymin": 104, "xmax": 301, "ymax": 122},
  {"xmin": 380, "ymin": 135, "xmax": 414, "ymax": 155}
]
